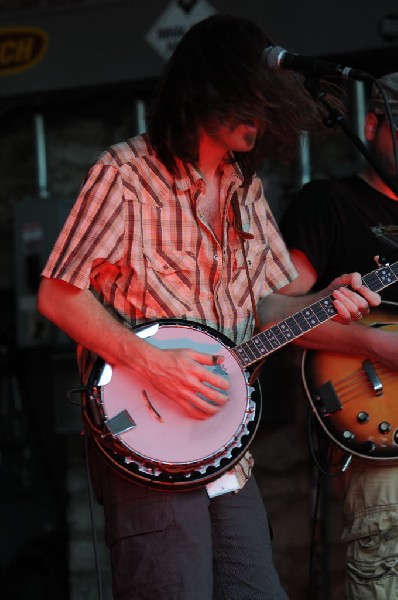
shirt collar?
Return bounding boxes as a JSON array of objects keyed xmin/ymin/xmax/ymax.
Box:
[{"xmin": 174, "ymin": 153, "xmax": 244, "ymax": 192}]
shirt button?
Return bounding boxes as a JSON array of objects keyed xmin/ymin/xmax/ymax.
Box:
[{"xmin": 214, "ymin": 254, "xmax": 219, "ymax": 261}]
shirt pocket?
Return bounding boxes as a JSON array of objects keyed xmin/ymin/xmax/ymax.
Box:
[
  {"xmin": 231, "ymin": 242, "xmax": 269, "ymax": 310},
  {"xmin": 143, "ymin": 248, "xmax": 197, "ymax": 319}
]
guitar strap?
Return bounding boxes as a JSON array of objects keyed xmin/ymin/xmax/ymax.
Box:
[{"xmin": 231, "ymin": 192, "xmax": 266, "ymax": 384}]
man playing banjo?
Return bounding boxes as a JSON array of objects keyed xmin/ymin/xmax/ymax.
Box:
[{"xmin": 38, "ymin": 15, "xmax": 379, "ymax": 600}]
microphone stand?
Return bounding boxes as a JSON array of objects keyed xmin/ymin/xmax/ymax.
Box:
[{"xmin": 303, "ymin": 75, "xmax": 398, "ymax": 197}]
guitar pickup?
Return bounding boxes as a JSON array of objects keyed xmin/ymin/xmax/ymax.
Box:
[
  {"xmin": 362, "ymin": 359, "xmax": 383, "ymax": 396},
  {"xmin": 316, "ymin": 381, "xmax": 342, "ymax": 415}
]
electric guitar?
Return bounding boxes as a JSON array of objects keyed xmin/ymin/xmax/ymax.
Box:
[
  {"xmin": 84, "ymin": 262, "xmax": 398, "ymax": 489},
  {"xmin": 302, "ymin": 302, "xmax": 398, "ymax": 462}
]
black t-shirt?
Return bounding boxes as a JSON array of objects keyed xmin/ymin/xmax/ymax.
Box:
[{"xmin": 279, "ymin": 175, "xmax": 398, "ymax": 303}]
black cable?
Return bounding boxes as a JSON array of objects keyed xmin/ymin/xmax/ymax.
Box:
[
  {"xmin": 83, "ymin": 432, "xmax": 104, "ymax": 600},
  {"xmin": 307, "ymin": 409, "xmax": 350, "ymax": 478},
  {"xmin": 308, "ymin": 462, "xmax": 322, "ymax": 598},
  {"xmin": 66, "ymin": 385, "xmax": 87, "ymax": 408},
  {"xmin": 306, "ymin": 409, "xmax": 349, "ymax": 599}
]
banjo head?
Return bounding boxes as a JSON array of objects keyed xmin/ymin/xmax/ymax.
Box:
[{"xmin": 86, "ymin": 320, "xmax": 262, "ymax": 489}]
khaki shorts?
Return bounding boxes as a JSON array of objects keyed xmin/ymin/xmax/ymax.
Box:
[{"xmin": 339, "ymin": 460, "xmax": 398, "ymax": 600}]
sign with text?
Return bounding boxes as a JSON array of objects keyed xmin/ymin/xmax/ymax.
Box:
[
  {"xmin": 0, "ymin": 27, "xmax": 48, "ymax": 76},
  {"xmin": 146, "ymin": 0, "xmax": 216, "ymax": 61}
]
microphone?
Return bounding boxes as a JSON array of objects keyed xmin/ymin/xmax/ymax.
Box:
[{"xmin": 264, "ymin": 46, "xmax": 373, "ymax": 82}]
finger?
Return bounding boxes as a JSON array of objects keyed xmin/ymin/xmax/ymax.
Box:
[
  {"xmin": 332, "ymin": 289, "xmax": 361, "ymax": 316},
  {"xmin": 172, "ymin": 386, "xmax": 216, "ymax": 420},
  {"xmin": 199, "ymin": 367, "xmax": 230, "ymax": 391},
  {"xmin": 180, "ymin": 389, "xmax": 227, "ymax": 419},
  {"xmin": 329, "ymin": 272, "xmax": 353, "ymax": 288},
  {"xmin": 345, "ymin": 273, "xmax": 381, "ymax": 308},
  {"xmin": 180, "ymin": 371, "xmax": 229, "ymax": 408},
  {"xmin": 331, "ymin": 293, "xmax": 366, "ymax": 324},
  {"xmin": 196, "ymin": 380, "xmax": 229, "ymax": 406},
  {"xmin": 354, "ymin": 286, "xmax": 381, "ymax": 307},
  {"xmin": 333, "ymin": 287, "xmax": 369, "ymax": 314},
  {"xmin": 187, "ymin": 349, "xmax": 224, "ymax": 366},
  {"xmin": 331, "ymin": 297, "xmax": 351, "ymax": 323},
  {"xmin": 178, "ymin": 398, "xmax": 210, "ymax": 420},
  {"xmin": 188, "ymin": 352, "xmax": 230, "ymax": 391},
  {"xmin": 347, "ymin": 272, "xmax": 363, "ymax": 289}
]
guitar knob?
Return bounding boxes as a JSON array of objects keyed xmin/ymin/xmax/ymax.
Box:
[
  {"xmin": 378, "ymin": 422, "xmax": 391, "ymax": 434},
  {"xmin": 357, "ymin": 412, "xmax": 369, "ymax": 424},
  {"xmin": 342, "ymin": 430, "xmax": 355, "ymax": 441},
  {"xmin": 362, "ymin": 440, "xmax": 376, "ymax": 454}
]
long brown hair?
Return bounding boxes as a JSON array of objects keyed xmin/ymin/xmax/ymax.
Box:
[{"xmin": 147, "ymin": 14, "xmax": 344, "ymax": 182}]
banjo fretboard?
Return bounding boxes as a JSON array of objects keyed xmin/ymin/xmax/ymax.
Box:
[{"xmin": 233, "ymin": 261, "xmax": 398, "ymax": 368}]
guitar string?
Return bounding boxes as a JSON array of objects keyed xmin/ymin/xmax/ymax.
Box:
[
  {"xmin": 333, "ymin": 382, "xmax": 398, "ymax": 401},
  {"xmin": 329, "ymin": 362, "xmax": 397, "ymax": 387},
  {"xmin": 328, "ymin": 368, "xmax": 398, "ymax": 404}
]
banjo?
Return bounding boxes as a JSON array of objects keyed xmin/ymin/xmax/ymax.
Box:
[{"xmin": 83, "ymin": 260, "xmax": 398, "ymax": 490}]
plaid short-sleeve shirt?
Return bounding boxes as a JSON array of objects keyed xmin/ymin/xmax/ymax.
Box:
[{"xmin": 42, "ymin": 133, "xmax": 296, "ymax": 377}]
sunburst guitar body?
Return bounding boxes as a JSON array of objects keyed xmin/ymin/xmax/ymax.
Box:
[{"xmin": 302, "ymin": 302, "xmax": 398, "ymax": 461}]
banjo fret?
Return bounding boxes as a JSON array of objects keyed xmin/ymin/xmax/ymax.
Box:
[
  {"xmin": 363, "ymin": 263, "xmax": 398, "ymax": 292},
  {"xmin": 233, "ymin": 262, "xmax": 398, "ymax": 370},
  {"xmin": 234, "ymin": 295, "xmax": 338, "ymax": 368}
]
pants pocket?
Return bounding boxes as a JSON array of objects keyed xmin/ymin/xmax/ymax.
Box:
[
  {"xmin": 347, "ymin": 534, "xmax": 398, "ymax": 600},
  {"xmin": 107, "ymin": 496, "xmax": 180, "ymax": 599}
]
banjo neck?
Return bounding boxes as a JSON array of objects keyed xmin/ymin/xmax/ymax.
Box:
[{"xmin": 232, "ymin": 260, "xmax": 398, "ymax": 369}]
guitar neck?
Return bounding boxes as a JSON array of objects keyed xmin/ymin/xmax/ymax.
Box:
[{"xmin": 233, "ymin": 261, "xmax": 398, "ymax": 368}]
